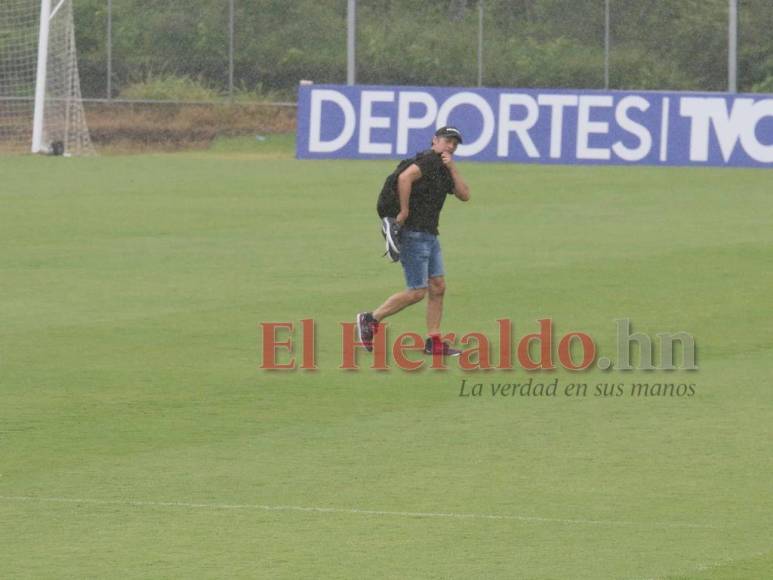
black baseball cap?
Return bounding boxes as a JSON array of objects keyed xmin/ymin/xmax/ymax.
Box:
[{"xmin": 434, "ymin": 126, "xmax": 463, "ymax": 144}]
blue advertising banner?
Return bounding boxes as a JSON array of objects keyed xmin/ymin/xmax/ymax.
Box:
[{"xmin": 296, "ymin": 84, "xmax": 773, "ymax": 168}]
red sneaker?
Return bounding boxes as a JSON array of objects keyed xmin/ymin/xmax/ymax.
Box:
[
  {"xmin": 424, "ymin": 337, "xmax": 461, "ymax": 357},
  {"xmin": 356, "ymin": 312, "xmax": 379, "ymax": 352}
]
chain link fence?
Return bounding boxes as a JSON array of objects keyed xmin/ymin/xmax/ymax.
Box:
[
  {"xmin": 4, "ymin": 1, "xmax": 772, "ymax": 151},
  {"xmin": 71, "ymin": 0, "xmax": 773, "ymax": 100}
]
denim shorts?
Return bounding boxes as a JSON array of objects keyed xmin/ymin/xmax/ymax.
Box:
[{"xmin": 400, "ymin": 229, "xmax": 445, "ymax": 289}]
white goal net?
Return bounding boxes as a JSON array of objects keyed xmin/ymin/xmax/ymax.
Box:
[{"xmin": 0, "ymin": 0, "xmax": 94, "ymax": 155}]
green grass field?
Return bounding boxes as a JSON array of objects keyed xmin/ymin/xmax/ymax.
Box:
[{"xmin": 1, "ymin": 135, "xmax": 771, "ymax": 579}]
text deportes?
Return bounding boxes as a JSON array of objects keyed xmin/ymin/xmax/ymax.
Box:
[{"xmin": 301, "ymin": 86, "xmax": 773, "ymax": 166}]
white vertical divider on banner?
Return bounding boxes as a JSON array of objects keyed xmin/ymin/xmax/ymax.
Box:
[{"xmin": 659, "ymin": 98, "xmax": 670, "ymax": 162}]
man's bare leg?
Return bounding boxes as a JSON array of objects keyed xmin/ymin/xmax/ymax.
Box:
[
  {"xmin": 426, "ymin": 276, "xmax": 446, "ymax": 335},
  {"xmin": 373, "ymin": 288, "xmax": 426, "ymax": 321}
]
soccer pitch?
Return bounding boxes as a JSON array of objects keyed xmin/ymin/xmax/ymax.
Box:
[{"xmin": 1, "ymin": 136, "xmax": 771, "ymax": 579}]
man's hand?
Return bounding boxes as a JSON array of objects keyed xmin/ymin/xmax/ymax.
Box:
[
  {"xmin": 440, "ymin": 152, "xmax": 455, "ymax": 167},
  {"xmin": 395, "ymin": 210, "xmax": 408, "ymax": 226}
]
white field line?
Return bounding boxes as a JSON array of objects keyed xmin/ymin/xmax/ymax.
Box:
[
  {"xmin": 0, "ymin": 495, "xmax": 716, "ymax": 529},
  {"xmin": 629, "ymin": 548, "xmax": 772, "ymax": 580}
]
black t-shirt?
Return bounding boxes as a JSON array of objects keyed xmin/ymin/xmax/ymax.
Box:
[{"xmin": 376, "ymin": 149, "xmax": 455, "ymax": 235}]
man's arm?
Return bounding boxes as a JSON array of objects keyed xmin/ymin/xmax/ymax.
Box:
[
  {"xmin": 395, "ymin": 163, "xmax": 422, "ymax": 225},
  {"xmin": 441, "ymin": 153, "xmax": 470, "ymax": 201}
]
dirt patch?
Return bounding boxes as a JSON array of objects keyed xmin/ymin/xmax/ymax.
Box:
[{"xmin": 84, "ymin": 101, "xmax": 296, "ymax": 152}]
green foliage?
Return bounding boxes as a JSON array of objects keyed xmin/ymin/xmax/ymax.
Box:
[
  {"xmin": 752, "ymin": 75, "xmax": 773, "ymax": 94},
  {"xmin": 118, "ymin": 73, "xmax": 221, "ymax": 101}
]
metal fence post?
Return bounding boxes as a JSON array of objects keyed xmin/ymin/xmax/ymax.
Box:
[
  {"xmin": 107, "ymin": 0, "xmax": 112, "ymax": 99},
  {"xmin": 229, "ymin": 0, "xmax": 235, "ymax": 99},
  {"xmin": 477, "ymin": 0, "xmax": 484, "ymax": 87},
  {"xmin": 347, "ymin": 0, "xmax": 356, "ymax": 85},
  {"xmin": 604, "ymin": 0, "xmax": 610, "ymax": 90},
  {"xmin": 728, "ymin": 0, "xmax": 737, "ymax": 92}
]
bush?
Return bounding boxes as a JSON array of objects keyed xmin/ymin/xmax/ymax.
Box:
[
  {"xmin": 751, "ymin": 76, "xmax": 773, "ymax": 94},
  {"xmin": 118, "ymin": 73, "xmax": 221, "ymax": 101}
]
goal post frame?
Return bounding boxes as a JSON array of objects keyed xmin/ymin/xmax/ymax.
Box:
[
  {"xmin": 31, "ymin": 0, "xmax": 51, "ymax": 153},
  {"xmin": 28, "ymin": 0, "xmax": 93, "ymax": 156}
]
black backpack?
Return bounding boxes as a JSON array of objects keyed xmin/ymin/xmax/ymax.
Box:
[{"xmin": 376, "ymin": 152, "xmax": 423, "ymax": 218}]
